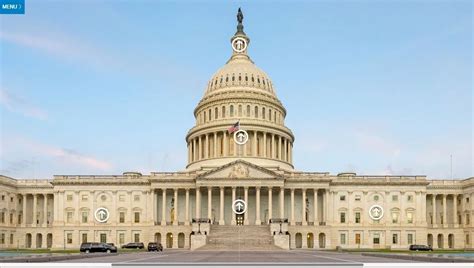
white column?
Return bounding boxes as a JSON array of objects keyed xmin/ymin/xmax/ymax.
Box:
[
  {"xmin": 263, "ymin": 132, "xmax": 267, "ymax": 157},
  {"xmin": 302, "ymin": 189, "xmax": 307, "ymax": 225},
  {"xmin": 205, "ymin": 134, "xmax": 209, "ymax": 159},
  {"xmin": 219, "ymin": 187, "xmax": 225, "ymax": 225},
  {"xmin": 231, "ymin": 187, "xmax": 236, "ymax": 225},
  {"xmin": 244, "ymin": 187, "xmax": 249, "ymax": 225},
  {"xmin": 324, "ymin": 190, "xmax": 328, "ymax": 223},
  {"xmin": 290, "ymin": 189, "xmax": 295, "ymax": 225},
  {"xmin": 280, "ymin": 188, "xmax": 285, "ymax": 218},
  {"xmin": 432, "ymin": 194, "xmax": 437, "ymax": 225},
  {"xmin": 313, "ymin": 189, "xmax": 318, "ymax": 225},
  {"xmin": 152, "ymin": 190, "xmax": 157, "ymax": 225},
  {"xmin": 223, "ymin": 131, "xmax": 228, "ymax": 156},
  {"xmin": 198, "ymin": 136, "xmax": 202, "ymax": 160},
  {"xmin": 208, "ymin": 187, "xmax": 212, "ymax": 222},
  {"xmin": 255, "ymin": 187, "xmax": 261, "ymax": 225},
  {"xmin": 283, "ymin": 138, "xmax": 287, "ymax": 161},
  {"xmin": 43, "ymin": 194, "xmax": 48, "ymax": 226},
  {"xmin": 278, "ymin": 136, "xmax": 282, "ymax": 160},
  {"xmin": 185, "ymin": 189, "xmax": 190, "ymax": 225},
  {"xmin": 195, "ymin": 188, "xmax": 201, "ymax": 219},
  {"xmin": 173, "ymin": 189, "xmax": 178, "ymax": 225},
  {"xmin": 253, "ymin": 131, "xmax": 257, "ymax": 156},
  {"xmin": 161, "ymin": 189, "xmax": 167, "ymax": 225},
  {"xmin": 443, "ymin": 194, "xmax": 447, "ymax": 226},
  {"xmin": 268, "ymin": 188, "xmax": 273, "ymax": 223},
  {"xmin": 271, "ymin": 134, "xmax": 275, "ymax": 158},
  {"xmin": 192, "ymin": 138, "xmax": 197, "ymax": 162},
  {"xmin": 453, "ymin": 194, "xmax": 458, "ymax": 225},
  {"xmin": 22, "ymin": 194, "xmax": 27, "ymax": 226},
  {"xmin": 33, "ymin": 194, "xmax": 37, "ymax": 226},
  {"xmin": 214, "ymin": 132, "xmax": 218, "ymax": 158}
]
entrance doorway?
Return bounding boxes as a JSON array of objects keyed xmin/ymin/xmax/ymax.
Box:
[{"xmin": 236, "ymin": 214, "xmax": 244, "ymax": 225}]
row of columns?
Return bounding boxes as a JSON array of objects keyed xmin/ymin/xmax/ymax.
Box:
[
  {"xmin": 18, "ymin": 194, "xmax": 51, "ymax": 227},
  {"xmin": 155, "ymin": 187, "xmax": 327, "ymax": 225},
  {"xmin": 430, "ymin": 193, "xmax": 466, "ymax": 225},
  {"xmin": 187, "ymin": 130, "xmax": 293, "ymax": 164}
]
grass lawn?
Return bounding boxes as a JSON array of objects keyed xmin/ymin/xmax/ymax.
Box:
[{"xmin": 344, "ymin": 248, "xmax": 474, "ymax": 254}]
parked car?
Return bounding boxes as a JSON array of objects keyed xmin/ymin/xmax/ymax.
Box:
[
  {"xmin": 409, "ymin": 244, "xmax": 433, "ymax": 251},
  {"xmin": 147, "ymin": 242, "xmax": 163, "ymax": 252},
  {"xmin": 122, "ymin": 242, "xmax": 145, "ymax": 249},
  {"xmin": 80, "ymin": 242, "xmax": 117, "ymax": 253}
]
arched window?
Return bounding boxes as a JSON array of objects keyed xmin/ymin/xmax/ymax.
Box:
[
  {"xmin": 238, "ymin": 75, "xmax": 241, "ymax": 81},
  {"xmin": 203, "ymin": 111, "xmax": 206, "ymax": 122},
  {"xmin": 245, "ymin": 75, "xmax": 248, "ymax": 81},
  {"xmin": 226, "ymin": 76, "xmax": 229, "ymax": 82},
  {"xmin": 269, "ymin": 109, "xmax": 272, "ymax": 121},
  {"xmin": 238, "ymin": 105, "xmax": 242, "ymax": 117},
  {"xmin": 274, "ymin": 111, "xmax": 277, "ymax": 122},
  {"xmin": 251, "ymin": 76, "xmax": 255, "ymax": 82},
  {"xmin": 232, "ymin": 76, "xmax": 235, "ymax": 81},
  {"xmin": 222, "ymin": 106, "xmax": 226, "ymax": 118},
  {"xmin": 230, "ymin": 105, "xmax": 234, "ymax": 117},
  {"xmin": 208, "ymin": 109, "xmax": 211, "ymax": 121},
  {"xmin": 262, "ymin": 107, "xmax": 266, "ymax": 119},
  {"xmin": 215, "ymin": 107, "xmax": 218, "ymax": 119},
  {"xmin": 255, "ymin": 106, "xmax": 259, "ymax": 118},
  {"xmin": 246, "ymin": 105, "xmax": 250, "ymax": 116}
]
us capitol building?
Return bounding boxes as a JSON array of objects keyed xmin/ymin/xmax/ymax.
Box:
[{"xmin": 0, "ymin": 9, "xmax": 472, "ymax": 251}]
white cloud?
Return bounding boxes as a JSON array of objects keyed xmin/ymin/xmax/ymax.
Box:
[{"xmin": 0, "ymin": 88, "xmax": 48, "ymax": 120}]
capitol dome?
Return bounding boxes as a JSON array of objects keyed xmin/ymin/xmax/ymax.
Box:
[{"xmin": 186, "ymin": 8, "xmax": 294, "ymax": 171}]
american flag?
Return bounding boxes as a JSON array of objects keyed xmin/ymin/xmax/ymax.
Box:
[{"xmin": 228, "ymin": 120, "xmax": 240, "ymax": 134}]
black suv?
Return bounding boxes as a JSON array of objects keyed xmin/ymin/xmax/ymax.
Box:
[
  {"xmin": 147, "ymin": 242, "xmax": 163, "ymax": 252},
  {"xmin": 122, "ymin": 242, "xmax": 145, "ymax": 249},
  {"xmin": 80, "ymin": 242, "xmax": 117, "ymax": 253},
  {"xmin": 409, "ymin": 244, "xmax": 433, "ymax": 251}
]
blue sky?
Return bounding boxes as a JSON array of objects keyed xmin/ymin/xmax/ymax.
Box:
[{"xmin": 0, "ymin": 0, "xmax": 472, "ymax": 179}]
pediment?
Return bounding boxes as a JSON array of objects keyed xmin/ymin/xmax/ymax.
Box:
[{"xmin": 197, "ymin": 160, "xmax": 282, "ymax": 180}]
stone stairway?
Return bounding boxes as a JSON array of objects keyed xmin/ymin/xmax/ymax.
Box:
[{"xmin": 199, "ymin": 225, "xmax": 282, "ymax": 251}]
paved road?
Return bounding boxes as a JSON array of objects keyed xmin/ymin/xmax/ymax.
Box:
[{"xmin": 55, "ymin": 249, "xmax": 414, "ymax": 264}]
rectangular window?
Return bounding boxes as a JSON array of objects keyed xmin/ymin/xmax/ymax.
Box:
[
  {"xmin": 100, "ymin": 234, "xmax": 107, "ymax": 243},
  {"xmin": 119, "ymin": 195, "xmax": 125, "ymax": 202},
  {"xmin": 81, "ymin": 195, "xmax": 88, "ymax": 201},
  {"xmin": 340, "ymin": 212, "xmax": 346, "ymax": 223},
  {"xmin": 355, "ymin": 195, "xmax": 361, "ymax": 201},
  {"xmin": 407, "ymin": 234, "xmax": 413, "ymax": 245},
  {"xmin": 9, "ymin": 213, "xmax": 13, "ymax": 224},
  {"xmin": 355, "ymin": 233, "xmax": 361, "ymax": 244},
  {"xmin": 467, "ymin": 214, "xmax": 470, "ymax": 225},
  {"xmin": 10, "ymin": 197, "xmax": 13, "ymax": 202},
  {"xmin": 119, "ymin": 233, "xmax": 125, "ymax": 244},
  {"xmin": 134, "ymin": 195, "xmax": 140, "ymax": 202},
  {"xmin": 0, "ymin": 212, "xmax": 4, "ymax": 223},
  {"xmin": 407, "ymin": 212, "xmax": 413, "ymax": 224},
  {"xmin": 134, "ymin": 212, "xmax": 140, "ymax": 223},
  {"xmin": 340, "ymin": 195, "xmax": 346, "ymax": 201},
  {"xmin": 82, "ymin": 211, "xmax": 88, "ymax": 223},
  {"xmin": 18, "ymin": 214, "xmax": 22, "ymax": 224},
  {"xmin": 340, "ymin": 233, "xmax": 346, "ymax": 245},
  {"xmin": 134, "ymin": 233, "xmax": 140, "ymax": 243},
  {"xmin": 392, "ymin": 212, "xmax": 399, "ymax": 223},
  {"xmin": 392, "ymin": 234, "xmax": 398, "ymax": 244},
  {"xmin": 82, "ymin": 233, "xmax": 88, "ymax": 243},
  {"xmin": 0, "ymin": 233, "xmax": 4, "ymax": 244},
  {"xmin": 355, "ymin": 212, "xmax": 361, "ymax": 223},
  {"xmin": 67, "ymin": 212, "xmax": 73, "ymax": 223},
  {"xmin": 67, "ymin": 233, "xmax": 72, "ymax": 244},
  {"xmin": 120, "ymin": 212, "xmax": 125, "ymax": 223},
  {"xmin": 1, "ymin": 195, "xmax": 4, "ymax": 201},
  {"xmin": 10, "ymin": 234, "xmax": 13, "ymax": 244},
  {"xmin": 67, "ymin": 194, "xmax": 73, "ymax": 201},
  {"xmin": 373, "ymin": 233, "xmax": 380, "ymax": 244},
  {"xmin": 392, "ymin": 195, "xmax": 398, "ymax": 201}
]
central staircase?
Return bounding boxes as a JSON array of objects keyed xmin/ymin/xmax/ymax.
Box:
[{"xmin": 199, "ymin": 225, "xmax": 281, "ymax": 251}]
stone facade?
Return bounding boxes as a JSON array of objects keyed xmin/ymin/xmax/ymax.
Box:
[{"xmin": 0, "ymin": 10, "xmax": 472, "ymax": 251}]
